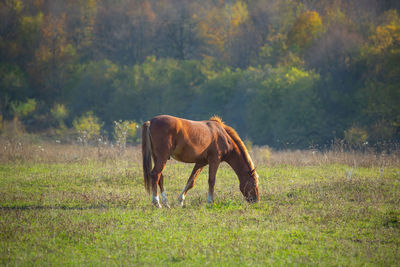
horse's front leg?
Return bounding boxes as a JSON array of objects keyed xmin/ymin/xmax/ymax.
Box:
[
  {"xmin": 207, "ymin": 160, "xmax": 220, "ymax": 203},
  {"xmin": 178, "ymin": 163, "xmax": 205, "ymax": 206}
]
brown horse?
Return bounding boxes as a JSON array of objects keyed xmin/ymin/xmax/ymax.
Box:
[{"xmin": 142, "ymin": 115, "xmax": 259, "ymax": 208}]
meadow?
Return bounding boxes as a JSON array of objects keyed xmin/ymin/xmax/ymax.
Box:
[{"xmin": 0, "ymin": 139, "xmax": 399, "ymax": 266}]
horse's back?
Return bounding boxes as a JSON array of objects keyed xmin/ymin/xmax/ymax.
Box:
[{"xmin": 149, "ymin": 115, "xmax": 230, "ymax": 163}]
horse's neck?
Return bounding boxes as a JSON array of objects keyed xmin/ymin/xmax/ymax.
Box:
[{"xmin": 225, "ymin": 148, "xmax": 249, "ymax": 179}]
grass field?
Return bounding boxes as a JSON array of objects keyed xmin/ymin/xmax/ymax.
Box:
[{"xmin": 0, "ymin": 140, "xmax": 399, "ymax": 266}]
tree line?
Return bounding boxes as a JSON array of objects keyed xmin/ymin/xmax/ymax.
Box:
[{"xmin": 0, "ymin": 0, "xmax": 399, "ymax": 148}]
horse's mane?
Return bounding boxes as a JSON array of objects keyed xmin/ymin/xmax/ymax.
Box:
[
  {"xmin": 209, "ymin": 115, "xmax": 223, "ymax": 124},
  {"xmin": 209, "ymin": 116, "xmax": 255, "ymax": 171}
]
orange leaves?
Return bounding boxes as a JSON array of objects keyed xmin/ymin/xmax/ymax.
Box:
[
  {"xmin": 126, "ymin": 0, "xmax": 155, "ymax": 22},
  {"xmin": 198, "ymin": 6, "xmax": 226, "ymax": 52},
  {"xmin": 36, "ymin": 13, "xmax": 68, "ymax": 62},
  {"xmin": 28, "ymin": 12, "xmax": 76, "ymax": 97},
  {"xmin": 34, "ymin": 13, "xmax": 76, "ymax": 64}
]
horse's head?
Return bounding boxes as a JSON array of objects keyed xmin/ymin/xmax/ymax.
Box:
[{"xmin": 240, "ymin": 168, "xmax": 260, "ymax": 203}]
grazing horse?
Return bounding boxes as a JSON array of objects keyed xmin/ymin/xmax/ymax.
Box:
[{"xmin": 142, "ymin": 115, "xmax": 260, "ymax": 208}]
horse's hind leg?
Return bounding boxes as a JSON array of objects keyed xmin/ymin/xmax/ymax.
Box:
[
  {"xmin": 207, "ymin": 160, "xmax": 220, "ymax": 203},
  {"xmin": 158, "ymin": 174, "xmax": 170, "ymax": 208},
  {"xmin": 178, "ymin": 163, "xmax": 205, "ymax": 206},
  {"xmin": 151, "ymin": 158, "xmax": 167, "ymax": 208}
]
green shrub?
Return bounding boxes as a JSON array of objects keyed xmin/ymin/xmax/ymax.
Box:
[
  {"xmin": 113, "ymin": 120, "xmax": 137, "ymax": 152},
  {"xmin": 10, "ymin": 99, "xmax": 36, "ymax": 118},
  {"xmin": 50, "ymin": 103, "xmax": 68, "ymax": 122},
  {"xmin": 344, "ymin": 126, "xmax": 368, "ymax": 146},
  {"xmin": 73, "ymin": 111, "xmax": 103, "ymax": 145}
]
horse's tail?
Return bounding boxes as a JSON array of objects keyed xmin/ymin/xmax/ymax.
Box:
[{"xmin": 142, "ymin": 121, "xmax": 152, "ymax": 193}]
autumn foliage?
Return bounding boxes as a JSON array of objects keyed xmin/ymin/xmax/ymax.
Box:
[{"xmin": 0, "ymin": 0, "xmax": 399, "ymax": 148}]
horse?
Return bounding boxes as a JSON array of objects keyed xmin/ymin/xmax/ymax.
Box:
[{"xmin": 142, "ymin": 115, "xmax": 260, "ymax": 208}]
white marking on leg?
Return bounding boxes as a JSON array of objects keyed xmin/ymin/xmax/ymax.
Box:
[
  {"xmin": 177, "ymin": 192, "xmax": 185, "ymax": 207},
  {"xmin": 161, "ymin": 192, "xmax": 170, "ymax": 208},
  {"xmin": 207, "ymin": 193, "xmax": 214, "ymax": 203},
  {"xmin": 152, "ymin": 195, "xmax": 161, "ymax": 208}
]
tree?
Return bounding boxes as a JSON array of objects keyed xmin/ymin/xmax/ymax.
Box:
[
  {"xmin": 94, "ymin": 0, "xmax": 155, "ymax": 64},
  {"xmin": 0, "ymin": 63, "xmax": 29, "ymax": 118},
  {"xmin": 29, "ymin": 13, "xmax": 76, "ymax": 103},
  {"xmin": 71, "ymin": 0, "xmax": 98, "ymax": 60},
  {"xmin": 248, "ymin": 66, "xmax": 324, "ymax": 148},
  {"xmin": 288, "ymin": 11, "xmax": 324, "ymax": 54},
  {"xmin": 196, "ymin": 1, "xmax": 249, "ymax": 63},
  {"xmin": 153, "ymin": 0, "xmax": 200, "ymax": 60},
  {"xmin": 359, "ymin": 10, "xmax": 400, "ymax": 142},
  {"xmin": 0, "ymin": 0, "xmax": 24, "ymax": 64}
]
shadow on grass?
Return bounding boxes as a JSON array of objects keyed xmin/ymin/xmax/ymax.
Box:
[{"xmin": 0, "ymin": 204, "xmax": 115, "ymax": 210}]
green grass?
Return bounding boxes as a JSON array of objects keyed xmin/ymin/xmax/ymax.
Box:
[{"xmin": 0, "ymin": 156, "xmax": 399, "ymax": 266}]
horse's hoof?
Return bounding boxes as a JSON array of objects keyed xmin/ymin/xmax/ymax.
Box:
[
  {"xmin": 177, "ymin": 194, "xmax": 185, "ymax": 207},
  {"xmin": 153, "ymin": 202, "xmax": 162, "ymax": 209},
  {"xmin": 177, "ymin": 198, "xmax": 185, "ymax": 207},
  {"xmin": 162, "ymin": 200, "xmax": 171, "ymax": 209}
]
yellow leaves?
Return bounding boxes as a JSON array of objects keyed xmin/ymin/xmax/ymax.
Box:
[
  {"xmin": 10, "ymin": 99, "xmax": 37, "ymax": 118},
  {"xmin": 373, "ymin": 25, "xmax": 394, "ymax": 51},
  {"xmin": 73, "ymin": 111, "xmax": 103, "ymax": 142},
  {"xmin": 288, "ymin": 11, "xmax": 324, "ymax": 52},
  {"xmin": 197, "ymin": 1, "xmax": 249, "ymax": 56},
  {"xmin": 35, "ymin": 13, "xmax": 74, "ymax": 63},
  {"xmin": 63, "ymin": 44, "xmax": 76, "ymax": 57},
  {"xmin": 263, "ymin": 67, "xmax": 319, "ymax": 89},
  {"xmin": 344, "ymin": 126, "xmax": 368, "ymax": 146},
  {"xmin": 198, "ymin": 6, "xmax": 226, "ymax": 51},
  {"xmin": 370, "ymin": 11, "xmax": 400, "ymax": 54},
  {"xmin": 104, "ymin": 61, "xmax": 118, "ymax": 79},
  {"xmin": 50, "ymin": 103, "xmax": 68, "ymax": 121},
  {"xmin": 5, "ymin": 0, "xmax": 23, "ymax": 13},
  {"xmin": 76, "ymin": 0, "xmax": 98, "ymax": 48},
  {"xmin": 285, "ymin": 67, "xmax": 310, "ymax": 85},
  {"xmin": 113, "ymin": 120, "xmax": 137, "ymax": 148},
  {"xmin": 324, "ymin": 6, "xmax": 350, "ymax": 27},
  {"xmin": 41, "ymin": 14, "xmax": 67, "ymax": 44},
  {"xmin": 86, "ymin": 0, "xmax": 97, "ymax": 11},
  {"xmin": 127, "ymin": 121, "xmax": 138, "ymax": 142},
  {"xmin": 20, "ymin": 12, "xmax": 43, "ymax": 32},
  {"xmin": 229, "ymin": 1, "xmax": 249, "ymax": 27}
]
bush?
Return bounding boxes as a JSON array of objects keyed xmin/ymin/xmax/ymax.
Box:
[
  {"xmin": 50, "ymin": 103, "xmax": 68, "ymax": 122},
  {"xmin": 113, "ymin": 120, "xmax": 138, "ymax": 153},
  {"xmin": 73, "ymin": 111, "xmax": 103, "ymax": 145},
  {"xmin": 344, "ymin": 126, "xmax": 368, "ymax": 146},
  {"xmin": 10, "ymin": 99, "xmax": 36, "ymax": 118}
]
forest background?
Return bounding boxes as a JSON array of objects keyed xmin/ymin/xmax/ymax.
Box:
[{"xmin": 1, "ymin": 0, "xmax": 399, "ymax": 149}]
